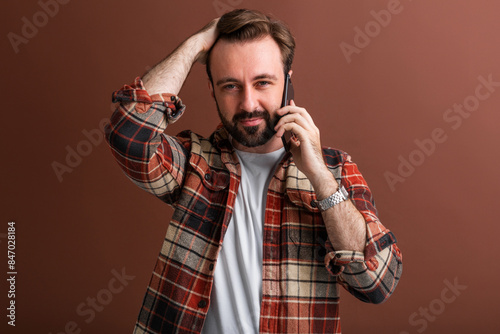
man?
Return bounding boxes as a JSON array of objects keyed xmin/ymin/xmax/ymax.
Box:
[{"xmin": 106, "ymin": 9, "xmax": 402, "ymax": 334}]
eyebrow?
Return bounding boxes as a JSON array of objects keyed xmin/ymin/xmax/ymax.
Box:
[{"xmin": 215, "ymin": 73, "xmax": 279, "ymax": 86}]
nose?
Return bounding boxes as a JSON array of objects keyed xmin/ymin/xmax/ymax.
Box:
[{"xmin": 240, "ymin": 86, "xmax": 259, "ymax": 112}]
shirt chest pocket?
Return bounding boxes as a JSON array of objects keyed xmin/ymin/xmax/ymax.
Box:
[
  {"xmin": 283, "ymin": 220, "xmax": 336, "ymax": 289},
  {"xmin": 287, "ymin": 227, "xmax": 328, "ymax": 263},
  {"xmin": 282, "ymin": 206, "xmax": 329, "ymax": 261},
  {"xmin": 188, "ymin": 151, "xmax": 230, "ymax": 191}
]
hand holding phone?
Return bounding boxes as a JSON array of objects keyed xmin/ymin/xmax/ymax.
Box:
[{"xmin": 280, "ymin": 73, "xmax": 294, "ymax": 151}]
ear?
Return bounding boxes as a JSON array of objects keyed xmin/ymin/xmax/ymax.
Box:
[
  {"xmin": 288, "ymin": 69, "xmax": 293, "ymax": 78},
  {"xmin": 208, "ymin": 79, "xmax": 215, "ymax": 98}
]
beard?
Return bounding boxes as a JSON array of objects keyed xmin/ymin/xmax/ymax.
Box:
[{"xmin": 216, "ymin": 104, "xmax": 279, "ymax": 148}]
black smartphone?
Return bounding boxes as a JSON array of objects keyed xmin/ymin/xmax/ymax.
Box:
[{"xmin": 280, "ymin": 73, "xmax": 294, "ymax": 151}]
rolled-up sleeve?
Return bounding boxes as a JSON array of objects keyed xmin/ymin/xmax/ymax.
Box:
[
  {"xmin": 323, "ymin": 155, "xmax": 403, "ymax": 304},
  {"xmin": 105, "ymin": 77, "xmax": 189, "ymax": 203}
]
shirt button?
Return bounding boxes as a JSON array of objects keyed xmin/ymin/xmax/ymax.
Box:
[
  {"xmin": 209, "ymin": 263, "xmax": 214, "ymax": 271},
  {"xmin": 204, "ymin": 173, "xmax": 211, "ymax": 181},
  {"xmin": 310, "ymin": 200, "xmax": 317, "ymax": 208},
  {"xmin": 198, "ymin": 300, "xmax": 207, "ymax": 308}
]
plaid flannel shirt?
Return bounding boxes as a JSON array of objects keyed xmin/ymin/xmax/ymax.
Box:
[{"xmin": 105, "ymin": 78, "xmax": 403, "ymax": 334}]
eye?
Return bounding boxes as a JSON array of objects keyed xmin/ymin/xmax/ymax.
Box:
[
  {"xmin": 222, "ymin": 83, "xmax": 238, "ymax": 91},
  {"xmin": 256, "ymin": 81, "xmax": 270, "ymax": 87}
]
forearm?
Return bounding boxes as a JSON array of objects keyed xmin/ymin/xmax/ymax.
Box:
[
  {"xmin": 316, "ymin": 155, "xmax": 403, "ymax": 303},
  {"xmin": 142, "ymin": 18, "xmax": 219, "ymax": 96},
  {"xmin": 106, "ymin": 19, "xmax": 218, "ymax": 196},
  {"xmin": 312, "ymin": 168, "xmax": 366, "ymax": 252},
  {"xmin": 142, "ymin": 35, "xmax": 204, "ymax": 96}
]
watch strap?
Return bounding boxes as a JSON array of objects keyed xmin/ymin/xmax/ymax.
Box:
[{"xmin": 317, "ymin": 185, "xmax": 349, "ymax": 211}]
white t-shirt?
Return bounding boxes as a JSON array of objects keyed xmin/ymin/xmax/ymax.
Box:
[{"xmin": 202, "ymin": 147, "xmax": 285, "ymax": 334}]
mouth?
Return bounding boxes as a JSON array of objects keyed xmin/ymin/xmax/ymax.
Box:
[{"xmin": 239, "ymin": 118, "xmax": 264, "ymax": 127}]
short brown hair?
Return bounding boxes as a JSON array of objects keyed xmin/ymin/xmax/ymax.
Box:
[{"xmin": 206, "ymin": 9, "xmax": 296, "ymax": 82}]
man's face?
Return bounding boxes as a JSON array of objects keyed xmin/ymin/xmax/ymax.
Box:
[{"xmin": 208, "ymin": 36, "xmax": 286, "ymax": 151}]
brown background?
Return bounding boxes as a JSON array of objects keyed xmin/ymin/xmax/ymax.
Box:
[{"xmin": 2, "ymin": 0, "xmax": 499, "ymax": 333}]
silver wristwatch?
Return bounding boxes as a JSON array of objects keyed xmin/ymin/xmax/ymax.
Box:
[{"xmin": 316, "ymin": 186, "xmax": 349, "ymax": 211}]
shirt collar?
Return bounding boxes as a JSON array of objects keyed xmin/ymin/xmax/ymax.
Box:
[{"xmin": 211, "ymin": 125, "xmax": 319, "ymax": 212}]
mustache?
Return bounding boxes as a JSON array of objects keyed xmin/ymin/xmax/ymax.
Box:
[{"xmin": 233, "ymin": 110, "xmax": 269, "ymax": 122}]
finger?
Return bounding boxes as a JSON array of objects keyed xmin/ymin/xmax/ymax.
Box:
[
  {"xmin": 278, "ymin": 121, "xmax": 308, "ymax": 144},
  {"xmin": 290, "ymin": 136, "xmax": 301, "ymax": 151},
  {"xmin": 275, "ymin": 112, "xmax": 317, "ymax": 135},
  {"xmin": 278, "ymin": 103, "xmax": 315, "ymax": 127}
]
